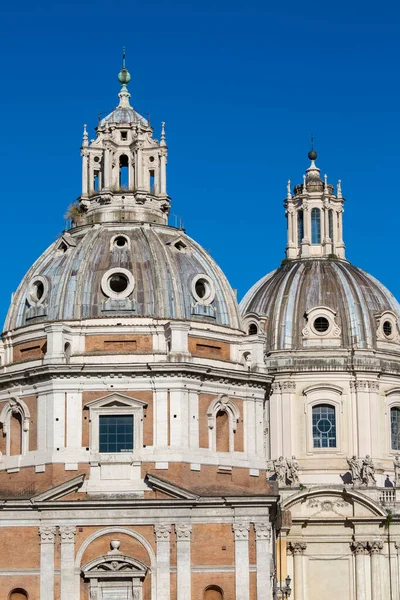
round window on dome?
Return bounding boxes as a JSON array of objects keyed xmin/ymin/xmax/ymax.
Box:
[
  {"xmin": 101, "ymin": 268, "xmax": 135, "ymax": 300},
  {"xmin": 313, "ymin": 316, "xmax": 330, "ymax": 333},
  {"xmin": 27, "ymin": 276, "xmax": 49, "ymax": 306},
  {"xmin": 383, "ymin": 320, "xmax": 393, "ymax": 338},
  {"xmin": 191, "ymin": 274, "xmax": 215, "ymax": 305},
  {"xmin": 114, "ymin": 235, "xmax": 128, "ymax": 248}
]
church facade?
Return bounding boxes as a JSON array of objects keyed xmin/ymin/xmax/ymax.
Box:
[{"xmin": 0, "ymin": 58, "xmax": 400, "ymax": 600}]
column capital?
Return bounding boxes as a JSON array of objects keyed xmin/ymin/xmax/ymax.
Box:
[
  {"xmin": 175, "ymin": 523, "xmax": 192, "ymax": 541},
  {"xmin": 39, "ymin": 526, "xmax": 57, "ymax": 543},
  {"xmin": 59, "ymin": 526, "xmax": 76, "ymax": 542},
  {"xmin": 155, "ymin": 524, "xmax": 171, "ymax": 541},
  {"xmin": 254, "ymin": 522, "xmax": 272, "ymax": 540},
  {"xmin": 233, "ymin": 522, "xmax": 250, "ymax": 541},
  {"xmin": 288, "ymin": 541, "xmax": 307, "ymax": 555},
  {"xmin": 394, "ymin": 541, "xmax": 400, "ymax": 554},
  {"xmin": 350, "ymin": 541, "xmax": 369, "ymax": 555},
  {"xmin": 368, "ymin": 540, "xmax": 383, "ymax": 554}
]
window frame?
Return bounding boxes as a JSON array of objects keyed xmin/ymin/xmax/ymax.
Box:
[
  {"xmin": 303, "ymin": 384, "xmax": 343, "ymax": 455},
  {"xmin": 385, "ymin": 389, "xmax": 400, "ymax": 455},
  {"xmin": 311, "ymin": 207, "xmax": 321, "ymax": 244},
  {"xmin": 86, "ymin": 393, "xmax": 146, "ymax": 456},
  {"xmin": 312, "ymin": 404, "xmax": 337, "ymax": 449}
]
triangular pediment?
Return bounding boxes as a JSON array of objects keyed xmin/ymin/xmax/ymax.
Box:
[
  {"xmin": 145, "ymin": 473, "xmax": 200, "ymax": 500},
  {"xmin": 85, "ymin": 393, "xmax": 148, "ymax": 410},
  {"xmin": 31, "ymin": 474, "xmax": 85, "ymax": 502},
  {"xmin": 82, "ymin": 552, "xmax": 148, "ymax": 580},
  {"xmin": 56, "ymin": 234, "xmax": 77, "ymax": 253}
]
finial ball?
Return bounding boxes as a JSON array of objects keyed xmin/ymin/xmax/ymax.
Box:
[
  {"xmin": 308, "ymin": 149, "xmax": 317, "ymax": 161},
  {"xmin": 118, "ymin": 68, "xmax": 131, "ymax": 85}
]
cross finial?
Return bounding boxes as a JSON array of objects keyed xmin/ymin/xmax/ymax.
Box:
[
  {"xmin": 311, "ymin": 133, "xmax": 314, "ymax": 150},
  {"xmin": 122, "ymin": 47, "xmax": 126, "ymax": 69}
]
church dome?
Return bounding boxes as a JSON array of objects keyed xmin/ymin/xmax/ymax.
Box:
[
  {"xmin": 240, "ymin": 258, "xmax": 400, "ymax": 351},
  {"xmin": 4, "ymin": 223, "xmax": 241, "ymax": 331}
]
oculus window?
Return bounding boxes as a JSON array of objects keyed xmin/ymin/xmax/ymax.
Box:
[
  {"xmin": 312, "ymin": 404, "xmax": 336, "ymax": 448},
  {"xmin": 391, "ymin": 407, "xmax": 400, "ymax": 451},
  {"xmin": 99, "ymin": 415, "xmax": 134, "ymax": 453}
]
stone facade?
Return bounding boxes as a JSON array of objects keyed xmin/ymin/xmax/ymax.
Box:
[
  {"xmin": 1, "ymin": 60, "xmax": 400, "ymax": 600},
  {"xmin": 0, "ymin": 59, "xmax": 277, "ymax": 600}
]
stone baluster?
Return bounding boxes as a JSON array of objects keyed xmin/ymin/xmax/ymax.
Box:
[
  {"xmin": 176, "ymin": 524, "xmax": 192, "ymax": 600},
  {"xmin": 369, "ymin": 540, "xmax": 383, "ymax": 600},
  {"xmin": 60, "ymin": 526, "xmax": 76, "ymax": 600},
  {"xmin": 288, "ymin": 542, "xmax": 307, "ymax": 600},
  {"xmin": 351, "ymin": 541, "xmax": 369, "ymax": 600},
  {"xmin": 254, "ymin": 522, "xmax": 272, "ymax": 600},
  {"xmin": 155, "ymin": 524, "xmax": 171, "ymax": 600},
  {"xmin": 39, "ymin": 526, "xmax": 57, "ymax": 600},
  {"xmin": 233, "ymin": 522, "xmax": 250, "ymax": 600}
]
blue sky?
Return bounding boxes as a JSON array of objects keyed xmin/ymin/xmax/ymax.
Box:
[{"xmin": 0, "ymin": 0, "xmax": 400, "ymax": 325}]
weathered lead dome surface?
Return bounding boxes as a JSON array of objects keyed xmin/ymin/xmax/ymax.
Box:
[
  {"xmin": 5, "ymin": 223, "xmax": 241, "ymax": 331},
  {"xmin": 240, "ymin": 258, "xmax": 400, "ymax": 351}
]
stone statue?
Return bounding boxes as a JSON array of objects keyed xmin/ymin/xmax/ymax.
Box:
[
  {"xmin": 347, "ymin": 455, "xmax": 362, "ymax": 483},
  {"xmin": 361, "ymin": 455, "xmax": 376, "ymax": 486},
  {"xmin": 394, "ymin": 455, "xmax": 400, "ymax": 487},
  {"xmin": 274, "ymin": 456, "xmax": 288, "ymax": 485},
  {"xmin": 287, "ymin": 456, "xmax": 300, "ymax": 485}
]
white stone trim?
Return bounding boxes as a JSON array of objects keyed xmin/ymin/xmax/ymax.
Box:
[
  {"xmin": 74, "ymin": 526, "xmax": 156, "ymax": 600},
  {"xmin": 110, "ymin": 233, "xmax": 131, "ymax": 250},
  {"xmin": 27, "ymin": 275, "xmax": 49, "ymax": 306},
  {"xmin": 101, "ymin": 267, "xmax": 135, "ymax": 299},
  {"xmin": 86, "ymin": 393, "xmax": 146, "ymax": 453},
  {"xmin": 303, "ymin": 385, "xmax": 342, "ymax": 455},
  {"xmin": 207, "ymin": 394, "xmax": 240, "ymax": 452},
  {"xmin": 191, "ymin": 274, "xmax": 215, "ymax": 305},
  {"xmin": 0, "ymin": 397, "xmax": 30, "ymax": 456}
]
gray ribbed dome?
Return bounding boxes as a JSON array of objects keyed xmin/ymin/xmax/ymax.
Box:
[
  {"xmin": 240, "ymin": 258, "xmax": 400, "ymax": 351},
  {"xmin": 5, "ymin": 223, "xmax": 241, "ymax": 331},
  {"xmin": 100, "ymin": 107, "xmax": 148, "ymax": 127}
]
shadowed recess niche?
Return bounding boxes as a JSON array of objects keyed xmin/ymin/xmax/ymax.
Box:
[
  {"xmin": 9, "ymin": 590, "xmax": 28, "ymax": 600},
  {"xmin": 204, "ymin": 586, "xmax": 224, "ymax": 600}
]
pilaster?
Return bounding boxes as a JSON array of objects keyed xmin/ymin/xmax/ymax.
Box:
[
  {"xmin": 176, "ymin": 524, "xmax": 192, "ymax": 600},
  {"xmin": 288, "ymin": 541, "xmax": 306, "ymax": 600},
  {"xmin": 254, "ymin": 521, "xmax": 272, "ymax": 600},
  {"xmin": 369, "ymin": 540, "xmax": 383, "ymax": 600},
  {"xmin": 233, "ymin": 522, "xmax": 250, "ymax": 600},
  {"xmin": 155, "ymin": 524, "xmax": 171, "ymax": 600},
  {"xmin": 351, "ymin": 541, "xmax": 369, "ymax": 600},
  {"xmin": 60, "ymin": 525, "xmax": 76, "ymax": 600},
  {"xmin": 39, "ymin": 526, "xmax": 57, "ymax": 600}
]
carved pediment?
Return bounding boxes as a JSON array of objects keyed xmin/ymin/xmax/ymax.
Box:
[
  {"xmin": 85, "ymin": 393, "xmax": 148, "ymax": 410},
  {"xmin": 82, "ymin": 543, "xmax": 148, "ymax": 581}
]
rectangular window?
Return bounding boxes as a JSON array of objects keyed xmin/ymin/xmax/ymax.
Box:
[
  {"xmin": 149, "ymin": 170, "xmax": 155, "ymax": 193},
  {"xmin": 99, "ymin": 415, "xmax": 134, "ymax": 453},
  {"xmin": 121, "ymin": 131, "xmax": 128, "ymax": 140}
]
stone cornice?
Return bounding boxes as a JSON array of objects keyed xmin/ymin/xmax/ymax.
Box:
[{"xmin": 0, "ymin": 362, "xmax": 272, "ymax": 391}]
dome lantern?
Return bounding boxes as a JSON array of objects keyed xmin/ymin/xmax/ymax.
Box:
[
  {"xmin": 285, "ymin": 148, "xmax": 345, "ymax": 260},
  {"xmin": 78, "ymin": 49, "xmax": 170, "ymax": 227}
]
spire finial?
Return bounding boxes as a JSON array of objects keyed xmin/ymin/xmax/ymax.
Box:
[
  {"xmin": 117, "ymin": 48, "xmax": 132, "ymax": 108},
  {"xmin": 82, "ymin": 124, "xmax": 88, "ymax": 147},
  {"xmin": 308, "ymin": 134, "xmax": 317, "ymax": 162},
  {"xmin": 287, "ymin": 179, "xmax": 291, "ymax": 199},
  {"xmin": 160, "ymin": 121, "xmax": 166, "ymax": 147},
  {"xmin": 337, "ymin": 179, "xmax": 342, "ymax": 198}
]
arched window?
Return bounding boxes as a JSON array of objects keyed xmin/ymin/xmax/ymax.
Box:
[
  {"xmin": 0, "ymin": 399, "xmax": 30, "ymax": 456},
  {"xmin": 216, "ymin": 411, "xmax": 230, "ymax": 452},
  {"xmin": 9, "ymin": 589, "xmax": 28, "ymax": 600},
  {"xmin": 311, "ymin": 208, "xmax": 321, "ymax": 244},
  {"xmin": 207, "ymin": 396, "xmax": 240, "ymax": 453},
  {"xmin": 10, "ymin": 412, "xmax": 22, "ymax": 456},
  {"xmin": 248, "ymin": 323, "xmax": 258, "ymax": 335},
  {"xmin": 328, "ymin": 209, "xmax": 334, "ymax": 242},
  {"xmin": 64, "ymin": 342, "xmax": 71, "ymax": 364},
  {"xmin": 204, "ymin": 585, "xmax": 223, "ymax": 600},
  {"xmin": 312, "ymin": 404, "xmax": 336, "ymax": 448},
  {"xmin": 391, "ymin": 407, "xmax": 400, "ymax": 450},
  {"xmin": 297, "ymin": 210, "xmax": 304, "ymax": 245},
  {"xmin": 119, "ymin": 154, "xmax": 129, "ymax": 189}
]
